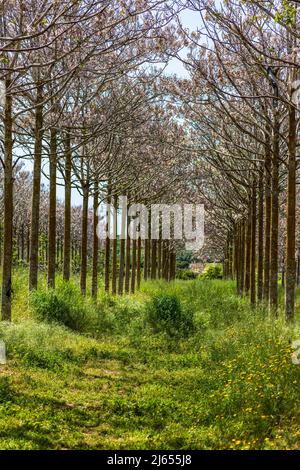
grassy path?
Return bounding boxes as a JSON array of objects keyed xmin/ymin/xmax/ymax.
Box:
[{"xmin": 0, "ymin": 277, "xmax": 299, "ymax": 449}]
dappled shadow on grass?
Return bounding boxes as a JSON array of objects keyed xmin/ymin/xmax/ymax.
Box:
[
  {"xmin": 0, "ymin": 425, "xmax": 56, "ymax": 449},
  {"xmin": 0, "ymin": 278, "xmax": 299, "ymax": 449}
]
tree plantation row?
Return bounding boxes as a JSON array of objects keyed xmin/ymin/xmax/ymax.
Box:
[{"xmin": 1, "ymin": 1, "xmax": 300, "ymax": 323}]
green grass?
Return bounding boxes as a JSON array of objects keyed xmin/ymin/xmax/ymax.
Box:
[{"xmin": 0, "ymin": 270, "xmax": 299, "ymax": 449}]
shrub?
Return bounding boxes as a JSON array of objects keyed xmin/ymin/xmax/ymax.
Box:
[
  {"xmin": 0, "ymin": 377, "xmax": 13, "ymax": 403},
  {"xmin": 146, "ymin": 294, "xmax": 194, "ymax": 337},
  {"xmin": 0, "ymin": 320, "xmax": 107, "ymax": 370},
  {"xmin": 30, "ymin": 282, "xmax": 98, "ymax": 333},
  {"xmin": 199, "ymin": 263, "xmax": 223, "ymax": 280},
  {"xmin": 176, "ymin": 269, "xmax": 198, "ymax": 280}
]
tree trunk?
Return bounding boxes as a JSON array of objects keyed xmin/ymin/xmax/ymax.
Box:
[
  {"xmin": 125, "ymin": 220, "xmax": 131, "ymax": 294},
  {"xmin": 228, "ymin": 233, "xmax": 233, "ymax": 279},
  {"xmin": 80, "ymin": 184, "xmax": 89, "ymax": 295},
  {"xmin": 151, "ymin": 240, "xmax": 157, "ymax": 279},
  {"xmin": 250, "ymin": 180, "xmax": 257, "ymax": 306},
  {"xmin": 1, "ymin": 78, "xmax": 13, "ymax": 321},
  {"xmin": 240, "ymin": 220, "xmax": 246, "ymax": 295},
  {"xmin": 47, "ymin": 128, "xmax": 57, "ymax": 289},
  {"xmin": 104, "ymin": 187, "xmax": 111, "ymax": 293},
  {"xmin": 285, "ymin": 93, "xmax": 296, "ymax": 321},
  {"xmin": 281, "ymin": 258, "xmax": 285, "ymax": 289},
  {"xmin": 91, "ymin": 183, "xmax": 99, "ymax": 298},
  {"xmin": 27, "ymin": 228, "xmax": 30, "ymax": 264},
  {"xmin": 118, "ymin": 199, "xmax": 126, "ymax": 295},
  {"xmin": 296, "ymin": 250, "xmax": 300, "ymax": 285},
  {"xmin": 257, "ymin": 166, "xmax": 264, "ymax": 302},
  {"xmin": 235, "ymin": 224, "xmax": 241, "ymax": 293},
  {"xmin": 263, "ymin": 131, "xmax": 272, "ymax": 302},
  {"xmin": 224, "ymin": 237, "xmax": 229, "ymax": 279},
  {"xmin": 169, "ymin": 245, "xmax": 176, "ymax": 281},
  {"xmin": 269, "ymin": 113, "xmax": 280, "ymax": 314},
  {"xmin": 63, "ymin": 132, "xmax": 71, "ymax": 281},
  {"xmin": 131, "ymin": 239, "xmax": 137, "ymax": 294},
  {"xmin": 163, "ymin": 241, "xmax": 170, "ymax": 281},
  {"xmin": 157, "ymin": 236, "xmax": 162, "ymax": 278},
  {"xmin": 29, "ymin": 84, "xmax": 44, "ymax": 290},
  {"xmin": 244, "ymin": 202, "xmax": 251, "ymax": 294},
  {"xmin": 112, "ymin": 196, "xmax": 118, "ymax": 295},
  {"xmin": 21, "ymin": 224, "xmax": 25, "ymax": 262},
  {"xmin": 144, "ymin": 240, "xmax": 149, "ymax": 280},
  {"xmin": 137, "ymin": 237, "xmax": 141, "ymax": 290}
]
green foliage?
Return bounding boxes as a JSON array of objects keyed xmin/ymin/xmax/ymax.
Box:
[
  {"xmin": 199, "ymin": 263, "xmax": 223, "ymax": 280},
  {"xmin": 146, "ymin": 294, "xmax": 194, "ymax": 337},
  {"xmin": 30, "ymin": 281, "xmax": 99, "ymax": 333},
  {"xmin": 0, "ymin": 377, "xmax": 13, "ymax": 403},
  {"xmin": 176, "ymin": 250, "xmax": 194, "ymax": 269},
  {"xmin": 0, "ymin": 320, "xmax": 102, "ymax": 370},
  {"xmin": 176, "ymin": 269, "xmax": 198, "ymax": 280},
  {"xmin": 275, "ymin": 0, "xmax": 296, "ymax": 26},
  {"xmin": 71, "ymin": 252, "xmax": 81, "ymax": 274}
]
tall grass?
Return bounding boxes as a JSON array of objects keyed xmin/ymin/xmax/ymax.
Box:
[{"xmin": 0, "ymin": 272, "xmax": 299, "ymax": 449}]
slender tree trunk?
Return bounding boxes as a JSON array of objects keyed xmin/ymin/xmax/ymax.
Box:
[
  {"xmin": 157, "ymin": 236, "xmax": 162, "ymax": 278},
  {"xmin": 296, "ymin": 249, "xmax": 300, "ymax": 285},
  {"xmin": 118, "ymin": 238, "xmax": 125, "ymax": 295},
  {"xmin": 250, "ymin": 180, "xmax": 257, "ymax": 306},
  {"xmin": 147, "ymin": 239, "xmax": 151, "ymax": 279},
  {"xmin": 162, "ymin": 240, "xmax": 167, "ymax": 281},
  {"xmin": 166, "ymin": 241, "xmax": 170, "ymax": 281},
  {"xmin": 104, "ymin": 186, "xmax": 111, "ymax": 293},
  {"xmin": 60, "ymin": 239, "xmax": 62, "ymax": 266},
  {"xmin": 21, "ymin": 225, "xmax": 25, "ymax": 262},
  {"xmin": 228, "ymin": 233, "xmax": 233, "ymax": 279},
  {"xmin": 240, "ymin": 220, "xmax": 246, "ymax": 295},
  {"xmin": 163, "ymin": 241, "xmax": 170, "ymax": 281},
  {"xmin": 17, "ymin": 231, "xmax": 20, "ymax": 262},
  {"xmin": 269, "ymin": 113, "xmax": 280, "ymax": 314},
  {"xmin": 91, "ymin": 183, "xmax": 99, "ymax": 298},
  {"xmin": 27, "ymin": 228, "xmax": 30, "ymax": 264},
  {"xmin": 63, "ymin": 132, "xmax": 71, "ymax": 281},
  {"xmin": 0, "ymin": 224, "xmax": 2, "ymax": 267},
  {"xmin": 137, "ymin": 237, "xmax": 141, "ymax": 290},
  {"xmin": 1, "ymin": 78, "xmax": 13, "ymax": 320},
  {"xmin": 144, "ymin": 240, "xmax": 149, "ymax": 280},
  {"xmin": 169, "ymin": 245, "xmax": 176, "ymax": 281},
  {"xmin": 125, "ymin": 219, "xmax": 131, "ymax": 294},
  {"xmin": 47, "ymin": 128, "xmax": 57, "ymax": 289},
  {"xmin": 224, "ymin": 237, "xmax": 229, "ymax": 279},
  {"xmin": 244, "ymin": 202, "xmax": 251, "ymax": 294},
  {"xmin": 131, "ymin": 239, "xmax": 137, "ymax": 294},
  {"xmin": 285, "ymin": 92, "xmax": 296, "ymax": 321},
  {"xmin": 118, "ymin": 199, "xmax": 126, "ymax": 295},
  {"xmin": 80, "ymin": 184, "xmax": 89, "ymax": 295},
  {"xmin": 56, "ymin": 237, "xmax": 59, "ymax": 265},
  {"xmin": 112, "ymin": 196, "xmax": 118, "ymax": 295},
  {"xmin": 236, "ymin": 224, "xmax": 241, "ymax": 294},
  {"xmin": 263, "ymin": 131, "xmax": 272, "ymax": 302},
  {"xmin": 29, "ymin": 84, "xmax": 43, "ymax": 290},
  {"xmin": 151, "ymin": 240, "xmax": 157, "ymax": 279},
  {"xmin": 281, "ymin": 258, "xmax": 285, "ymax": 289},
  {"xmin": 147, "ymin": 210, "xmax": 151, "ymax": 278},
  {"xmin": 257, "ymin": 166, "xmax": 264, "ymax": 302}
]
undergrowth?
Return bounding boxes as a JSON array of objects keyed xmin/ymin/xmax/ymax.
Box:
[{"xmin": 0, "ymin": 271, "xmax": 299, "ymax": 449}]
